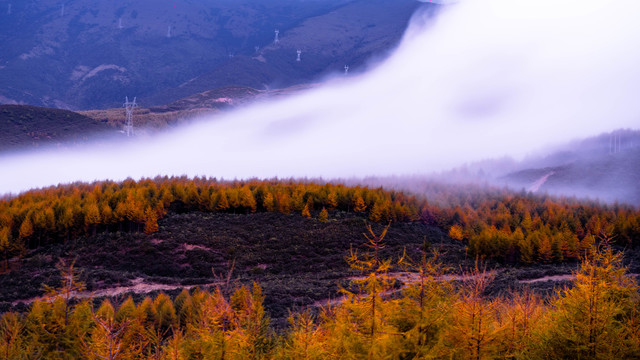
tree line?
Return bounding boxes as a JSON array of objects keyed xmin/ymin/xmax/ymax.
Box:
[
  {"xmin": 0, "ymin": 177, "xmax": 420, "ymax": 270},
  {"xmin": 434, "ymin": 190, "xmax": 640, "ymax": 264},
  {"xmin": 1, "ymin": 177, "xmax": 639, "ymax": 269}
]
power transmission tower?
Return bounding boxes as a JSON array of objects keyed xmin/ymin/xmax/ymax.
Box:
[
  {"xmin": 610, "ymin": 132, "xmax": 622, "ymax": 154},
  {"xmin": 610, "ymin": 133, "xmax": 615, "ymax": 154},
  {"xmin": 618, "ymin": 133, "xmax": 622, "ymax": 153},
  {"xmin": 123, "ymin": 97, "xmax": 137, "ymax": 137},
  {"xmin": 118, "ymin": 17, "xmax": 123, "ymax": 29},
  {"xmin": 344, "ymin": 65, "xmax": 349, "ymax": 75},
  {"xmin": 296, "ymin": 50, "xmax": 302, "ymax": 62},
  {"xmin": 60, "ymin": 3, "xmax": 65, "ymax": 17},
  {"xmin": 167, "ymin": 25, "xmax": 172, "ymax": 38},
  {"xmin": 274, "ymin": 29, "xmax": 280, "ymax": 44},
  {"xmin": 7, "ymin": 4, "xmax": 11, "ymax": 15}
]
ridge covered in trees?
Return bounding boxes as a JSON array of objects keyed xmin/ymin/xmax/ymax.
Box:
[
  {"xmin": 1, "ymin": 177, "xmax": 639, "ymax": 270},
  {"xmin": 1, "ymin": 178, "xmax": 640, "ymax": 358}
]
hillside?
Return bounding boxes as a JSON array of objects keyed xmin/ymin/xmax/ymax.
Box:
[
  {"xmin": 501, "ymin": 130, "xmax": 640, "ymax": 205},
  {"xmin": 0, "ymin": 211, "xmax": 452, "ymax": 322},
  {"xmin": 0, "ymin": 104, "xmax": 112, "ymax": 152},
  {"xmin": 0, "ymin": 84, "xmax": 318, "ymax": 147},
  {"xmin": 1, "ymin": 177, "xmax": 639, "ymax": 358},
  {"xmin": 146, "ymin": 0, "xmax": 427, "ymax": 106},
  {"xmin": 79, "ymin": 84, "xmax": 318, "ymax": 132},
  {"xmin": 1, "ymin": 176, "xmax": 639, "ymax": 313},
  {"xmin": 0, "ymin": 0, "xmax": 428, "ymax": 110}
]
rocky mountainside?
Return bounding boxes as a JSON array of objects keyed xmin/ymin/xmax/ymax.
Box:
[{"xmin": 0, "ymin": 0, "xmax": 429, "ymax": 110}]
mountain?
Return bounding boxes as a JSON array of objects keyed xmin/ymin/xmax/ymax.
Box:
[{"xmin": 0, "ymin": 0, "xmax": 429, "ymax": 110}]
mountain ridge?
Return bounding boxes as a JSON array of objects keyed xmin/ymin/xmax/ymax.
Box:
[{"xmin": 0, "ymin": 0, "xmax": 428, "ymax": 110}]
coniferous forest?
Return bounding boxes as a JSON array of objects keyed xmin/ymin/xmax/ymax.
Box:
[{"xmin": 0, "ymin": 177, "xmax": 639, "ymax": 359}]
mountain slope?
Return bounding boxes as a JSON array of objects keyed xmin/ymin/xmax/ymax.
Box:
[
  {"xmin": 0, "ymin": 104, "xmax": 111, "ymax": 152},
  {"xmin": 0, "ymin": 0, "xmax": 428, "ymax": 110},
  {"xmin": 146, "ymin": 0, "xmax": 426, "ymax": 105},
  {"xmin": 501, "ymin": 130, "xmax": 640, "ymax": 205}
]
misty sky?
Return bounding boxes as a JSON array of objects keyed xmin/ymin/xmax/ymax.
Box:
[{"xmin": 1, "ymin": 0, "xmax": 640, "ymax": 195}]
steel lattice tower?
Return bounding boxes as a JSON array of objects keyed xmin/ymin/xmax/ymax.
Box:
[{"xmin": 123, "ymin": 97, "xmax": 137, "ymax": 137}]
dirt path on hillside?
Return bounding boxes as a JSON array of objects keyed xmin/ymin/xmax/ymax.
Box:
[
  {"xmin": 519, "ymin": 272, "xmax": 639, "ymax": 284},
  {"xmin": 312, "ymin": 270, "xmax": 640, "ymax": 308},
  {"xmin": 11, "ymin": 272, "xmax": 639, "ymax": 308},
  {"xmin": 11, "ymin": 278, "xmax": 222, "ymax": 306},
  {"xmin": 313, "ymin": 271, "xmax": 499, "ymax": 308},
  {"xmin": 528, "ymin": 171, "xmax": 555, "ymax": 192}
]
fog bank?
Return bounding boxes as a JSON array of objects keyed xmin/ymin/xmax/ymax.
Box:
[{"xmin": 2, "ymin": 0, "xmax": 640, "ymax": 194}]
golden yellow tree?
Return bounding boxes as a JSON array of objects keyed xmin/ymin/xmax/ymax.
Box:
[
  {"xmin": 353, "ymin": 196, "xmax": 366, "ymax": 213},
  {"xmin": 301, "ymin": 204, "xmax": 311, "ymax": 219},
  {"xmin": 239, "ymin": 187, "xmax": 257, "ymax": 213},
  {"xmin": 327, "ymin": 192, "xmax": 338, "ymax": 210},
  {"xmin": 217, "ymin": 190, "xmax": 230, "ymax": 212},
  {"xmin": 448, "ymin": 225, "xmax": 464, "ymax": 241},
  {"xmin": 445, "ymin": 264, "xmax": 501, "ymax": 360},
  {"xmin": 396, "ymin": 247, "xmax": 453, "ymax": 357},
  {"xmin": 495, "ymin": 289, "xmax": 543, "ymax": 359},
  {"xmin": 283, "ymin": 309, "xmax": 327, "ymax": 360},
  {"xmin": 343, "ymin": 224, "xmax": 397, "ymax": 359},
  {"xmin": 535, "ymin": 245, "xmax": 640, "ymax": 359},
  {"xmin": 81, "ymin": 299, "xmax": 129, "ymax": 360},
  {"xmin": 0, "ymin": 312, "xmax": 25, "ymax": 360},
  {"xmin": 262, "ymin": 192, "xmax": 276, "ymax": 213},
  {"xmin": 18, "ymin": 216, "xmax": 34, "ymax": 241},
  {"xmin": 318, "ymin": 207, "xmax": 328, "ymax": 223},
  {"xmin": 143, "ymin": 206, "xmax": 159, "ymax": 235},
  {"xmin": 84, "ymin": 201, "xmax": 101, "ymax": 236},
  {"xmin": 0, "ymin": 226, "xmax": 10, "ymax": 271},
  {"xmin": 369, "ymin": 201, "xmax": 383, "ymax": 222}
]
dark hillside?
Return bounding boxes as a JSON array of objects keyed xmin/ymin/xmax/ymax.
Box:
[
  {"xmin": 0, "ymin": 104, "xmax": 112, "ymax": 152},
  {"xmin": 0, "ymin": 211, "xmax": 455, "ymax": 323},
  {"xmin": 3, "ymin": 208, "xmax": 636, "ymax": 327},
  {"xmin": 0, "ymin": 0, "xmax": 429, "ymax": 109},
  {"xmin": 148, "ymin": 0, "xmax": 426, "ymax": 105}
]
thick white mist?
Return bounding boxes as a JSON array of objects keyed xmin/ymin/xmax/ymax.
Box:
[{"xmin": 2, "ymin": 0, "xmax": 640, "ymax": 194}]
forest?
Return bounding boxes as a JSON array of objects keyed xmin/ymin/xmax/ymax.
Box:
[
  {"xmin": 0, "ymin": 226, "xmax": 639, "ymax": 359},
  {"xmin": 1, "ymin": 177, "xmax": 640, "ymax": 359},
  {"xmin": 0, "ymin": 177, "xmax": 638, "ymax": 269}
]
